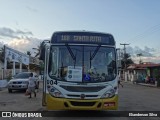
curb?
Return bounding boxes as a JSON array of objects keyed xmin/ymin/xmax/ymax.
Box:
[
  {"xmin": 136, "ymin": 83, "xmax": 156, "ymax": 88},
  {"xmin": 123, "ymin": 81, "xmax": 160, "ymax": 88}
]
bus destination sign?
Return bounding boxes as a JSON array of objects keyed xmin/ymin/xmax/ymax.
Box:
[{"xmin": 51, "ymin": 32, "xmax": 115, "ymax": 45}]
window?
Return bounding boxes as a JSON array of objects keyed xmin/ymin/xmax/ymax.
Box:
[{"xmin": 49, "ymin": 45, "xmax": 116, "ymax": 83}]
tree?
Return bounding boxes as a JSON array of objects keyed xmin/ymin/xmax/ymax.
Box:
[
  {"xmin": 121, "ymin": 53, "xmax": 134, "ymax": 69},
  {"xmin": 0, "ymin": 47, "xmax": 4, "ymax": 62},
  {"xmin": 33, "ymin": 44, "xmax": 40, "ymax": 58},
  {"xmin": 154, "ymin": 69, "xmax": 160, "ymax": 87},
  {"xmin": 27, "ymin": 51, "xmax": 31, "ymax": 56},
  {"xmin": 0, "ymin": 46, "xmax": 12, "ymax": 69}
]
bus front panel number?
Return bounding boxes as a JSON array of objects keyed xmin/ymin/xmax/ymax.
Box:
[
  {"xmin": 54, "ymin": 80, "xmax": 57, "ymax": 85},
  {"xmin": 50, "ymin": 80, "xmax": 53, "ymax": 85},
  {"xmin": 61, "ymin": 35, "xmax": 70, "ymax": 41}
]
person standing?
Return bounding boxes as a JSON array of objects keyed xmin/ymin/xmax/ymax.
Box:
[
  {"xmin": 118, "ymin": 73, "xmax": 123, "ymax": 88},
  {"xmin": 28, "ymin": 73, "xmax": 36, "ymax": 98},
  {"xmin": 118, "ymin": 79, "xmax": 123, "ymax": 88}
]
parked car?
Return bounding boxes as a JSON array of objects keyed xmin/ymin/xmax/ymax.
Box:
[{"xmin": 7, "ymin": 72, "xmax": 39, "ymax": 93}]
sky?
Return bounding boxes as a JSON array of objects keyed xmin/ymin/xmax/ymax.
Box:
[{"xmin": 1, "ymin": 0, "xmax": 160, "ymax": 63}]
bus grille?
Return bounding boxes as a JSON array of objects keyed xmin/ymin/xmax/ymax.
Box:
[
  {"xmin": 67, "ymin": 94, "xmax": 98, "ymax": 98},
  {"xmin": 60, "ymin": 85, "xmax": 105, "ymax": 92},
  {"xmin": 70, "ymin": 101, "xmax": 96, "ymax": 106}
]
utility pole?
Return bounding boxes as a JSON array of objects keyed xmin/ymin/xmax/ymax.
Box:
[
  {"xmin": 116, "ymin": 48, "xmax": 122, "ymax": 80},
  {"xmin": 120, "ymin": 43, "xmax": 130, "ymax": 68},
  {"xmin": 116, "ymin": 48, "xmax": 121, "ymax": 68},
  {"xmin": 120, "ymin": 43, "xmax": 130, "ymax": 82},
  {"xmin": 120, "ymin": 43, "xmax": 130, "ymax": 57}
]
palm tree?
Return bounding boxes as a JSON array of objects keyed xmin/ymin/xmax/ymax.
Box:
[
  {"xmin": 121, "ymin": 53, "xmax": 134, "ymax": 69},
  {"xmin": 32, "ymin": 44, "xmax": 40, "ymax": 58},
  {"xmin": 27, "ymin": 51, "xmax": 31, "ymax": 56}
]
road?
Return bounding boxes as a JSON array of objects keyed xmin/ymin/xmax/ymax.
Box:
[{"xmin": 0, "ymin": 82, "xmax": 160, "ymax": 120}]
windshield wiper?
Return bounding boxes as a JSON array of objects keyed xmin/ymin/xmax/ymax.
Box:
[
  {"xmin": 90, "ymin": 45, "xmax": 101, "ymax": 68},
  {"xmin": 90, "ymin": 45, "xmax": 101, "ymax": 60},
  {"xmin": 65, "ymin": 44, "xmax": 77, "ymax": 67}
]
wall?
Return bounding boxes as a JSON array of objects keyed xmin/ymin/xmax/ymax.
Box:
[{"xmin": 0, "ymin": 69, "xmax": 28, "ymax": 80}]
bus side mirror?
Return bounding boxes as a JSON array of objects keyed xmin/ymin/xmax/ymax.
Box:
[
  {"xmin": 39, "ymin": 40, "xmax": 50, "ymax": 61},
  {"xmin": 39, "ymin": 48, "xmax": 45, "ymax": 61}
]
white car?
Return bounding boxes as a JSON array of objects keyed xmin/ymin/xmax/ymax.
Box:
[{"xmin": 8, "ymin": 72, "xmax": 39, "ymax": 93}]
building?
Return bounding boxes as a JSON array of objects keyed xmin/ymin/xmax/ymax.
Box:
[
  {"xmin": 0, "ymin": 56, "xmax": 40, "ymax": 80},
  {"xmin": 127, "ymin": 62, "xmax": 160, "ymax": 84}
]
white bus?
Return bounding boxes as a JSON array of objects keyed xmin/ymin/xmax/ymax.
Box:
[{"xmin": 40, "ymin": 31, "xmax": 118, "ymax": 110}]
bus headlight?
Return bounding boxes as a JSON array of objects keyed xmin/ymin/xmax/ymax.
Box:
[
  {"xmin": 49, "ymin": 87, "xmax": 64, "ymax": 98},
  {"xmin": 101, "ymin": 89, "xmax": 115, "ymax": 98}
]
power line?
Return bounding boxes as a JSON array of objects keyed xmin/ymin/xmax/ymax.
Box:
[{"xmin": 129, "ymin": 23, "xmax": 160, "ymax": 43}]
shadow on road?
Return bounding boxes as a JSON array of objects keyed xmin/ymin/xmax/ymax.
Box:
[{"xmin": 9, "ymin": 90, "xmax": 26, "ymax": 94}]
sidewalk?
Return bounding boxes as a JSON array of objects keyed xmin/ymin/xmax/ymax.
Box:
[
  {"xmin": 125, "ymin": 81, "xmax": 158, "ymax": 88},
  {"xmin": 0, "ymin": 80, "xmax": 8, "ymax": 91},
  {"xmin": 136, "ymin": 83, "xmax": 157, "ymax": 88}
]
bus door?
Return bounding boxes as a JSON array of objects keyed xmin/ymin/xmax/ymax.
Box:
[
  {"xmin": 42, "ymin": 46, "xmax": 50, "ymax": 106},
  {"xmin": 42, "ymin": 76, "xmax": 47, "ymax": 106}
]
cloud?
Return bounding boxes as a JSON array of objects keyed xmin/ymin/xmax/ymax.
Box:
[
  {"xmin": 126, "ymin": 46, "xmax": 156, "ymax": 57},
  {"xmin": 132, "ymin": 56, "xmax": 160, "ymax": 64},
  {"xmin": 16, "ymin": 30, "xmax": 33, "ymax": 36},
  {"xmin": 124, "ymin": 46, "xmax": 160, "ymax": 63},
  {"xmin": 0, "ymin": 27, "xmax": 42, "ymax": 56},
  {"xmin": 0, "ymin": 27, "xmax": 33, "ymax": 39},
  {"xmin": 7, "ymin": 37, "xmax": 42, "ymax": 56},
  {"xmin": 144, "ymin": 46, "xmax": 155, "ymax": 53},
  {"xmin": 26, "ymin": 6, "xmax": 38, "ymax": 12},
  {"xmin": 0, "ymin": 41, "xmax": 4, "ymax": 48},
  {"xmin": 1, "ymin": 27, "xmax": 159, "ymax": 63}
]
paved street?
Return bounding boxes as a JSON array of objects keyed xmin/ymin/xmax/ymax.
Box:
[
  {"xmin": 0, "ymin": 81, "xmax": 44, "ymax": 111},
  {"xmin": 0, "ymin": 82, "xmax": 160, "ymax": 120}
]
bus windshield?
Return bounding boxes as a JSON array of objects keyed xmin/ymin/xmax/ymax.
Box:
[{"xmin": 49, "ymin": 45, "xmax": 116, "ymax": 83}]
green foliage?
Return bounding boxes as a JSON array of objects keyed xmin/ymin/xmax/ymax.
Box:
[
  {"xmin": 121, "ymin": 53, "xmax": 134, "ymax": 69},
  {"xmin": 154, "ymin": 69, "xmax": 160, "ymax": 87},
  {"xmin": 27, "ymin": 51, "xmax": 31, "ymax": 56},
  {"xmin": 0, "ymin": 47, "xmax": 4, "ymax": 62},
  {"xmin": 154, "ymin": 69, "xmax": 160, "ymax": 81}
]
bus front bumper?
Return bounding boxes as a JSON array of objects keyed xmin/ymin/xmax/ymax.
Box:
[{"xmin": 46, "ymin": 94, "xmax": 118, "ymax": 110}]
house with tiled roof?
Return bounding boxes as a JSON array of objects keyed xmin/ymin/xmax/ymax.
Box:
[{"xmin": 126, "ymin": 62, "xmax": 160, "ymax": 85}]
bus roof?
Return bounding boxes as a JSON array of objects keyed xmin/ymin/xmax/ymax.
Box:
[{"xmin": 51, "ymin": 31, "xmax": 115, "ymax": 45}]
